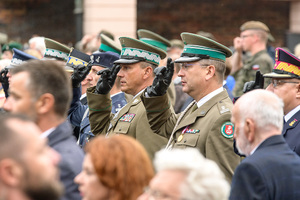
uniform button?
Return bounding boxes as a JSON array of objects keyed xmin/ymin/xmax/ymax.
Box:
[
  {"xmin": 184, "ymin": 140, "xmax": 187, "ymax": 143},
  {"xmin": 119, "ymin": 128, "xmax": 122, "ymax": 131}
]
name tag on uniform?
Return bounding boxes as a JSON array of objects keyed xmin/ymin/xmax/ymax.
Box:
[{"xmin": 119, "ymin": 113, "xmax": 136, "ymax": 122}]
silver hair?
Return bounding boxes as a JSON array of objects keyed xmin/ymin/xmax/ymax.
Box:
[
  {"xmin": 237, "ymin": 89, "xmax": 284, "ymax": 132},
  {"xmin": 154, "ymin": 148, "xmax": 230, "ymax": 200}
]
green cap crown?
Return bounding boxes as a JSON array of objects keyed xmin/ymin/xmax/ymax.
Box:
[
  {"xmin": 180, "ymin": 32, "xmax": 232, "ymax": 62},
  {"xmin": 137, "ymin": 29, "xmax": 171, "ymax": 52}
]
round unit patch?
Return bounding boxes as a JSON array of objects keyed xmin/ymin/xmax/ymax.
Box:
[{"xmin": 221, "ymin": 122, "xmax": 234, "ymax": 138}]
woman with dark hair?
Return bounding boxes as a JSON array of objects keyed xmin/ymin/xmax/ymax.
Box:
[{"xmin": 74, "ymin": 134, "xmax": 154, "ymax": 200}]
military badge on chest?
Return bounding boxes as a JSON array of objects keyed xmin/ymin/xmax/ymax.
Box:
[
  {"xmin": 119, "ymin": 113, "xmax": 136, "ymax": 122},
  {"xmin": 177, "ymin": 125, "xmax": 200, "ymax": 142}
]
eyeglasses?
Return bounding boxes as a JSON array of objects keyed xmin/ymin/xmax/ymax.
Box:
[
  {"xmin": 270, "ymin": 79, "xmax": 300, "ymax": 88},
  {"xmin": 240, "ymin": 34, "xmax": 253, "ymax": 39},
  {"xmin": 179, "ymin": 63, "xmax": 209, "ymax": 70},
  {"xmin": 143, "ymin": 187, "xmax": 192, "ymax": 200}
]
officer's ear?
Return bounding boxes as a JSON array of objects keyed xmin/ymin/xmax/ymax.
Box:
[
  {"xmin": 295, "ymin": 82, "xmax": 300, "ymax": 99},
  {"xmin": 143, "ymin": 65, "xmax": 153, "ymax": 79},
  {"xmin": 204, "ymin": 65, "xmax": 216, "ymax": 81},
  {"xmin": 36, "ymin": 93, "xmax": 55, "ymax": 115}
]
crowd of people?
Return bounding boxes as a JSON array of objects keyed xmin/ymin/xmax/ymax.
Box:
[{"xmin": 1, "ymin": 20, "xmax": 300, "ymax": 200}]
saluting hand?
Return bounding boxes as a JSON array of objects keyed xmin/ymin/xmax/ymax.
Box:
[
  {"xmin": 146, "ymin": 58, "xmax": 174, "ymax": 97},
  {"xmin": 71, "ymin": 59, "xmax": 93, "ymax": 88},
  {"xmin": 95, "ymin": 64, "xmax": 120, "ymax": 94},
  {"xmin": 243, "ymin": 70, "xmax": 264, "ymax": 93}
]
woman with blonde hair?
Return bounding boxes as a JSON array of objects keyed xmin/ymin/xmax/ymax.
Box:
[{"xmin": 75, "ymin": 134, "xmax": 154, "ymax": 200}]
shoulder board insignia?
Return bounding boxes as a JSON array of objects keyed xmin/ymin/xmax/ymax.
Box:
[
  {"xmin": 221, "ymin": 122, "xmax": 234, "ymax": 138},
  {"xmin": 220, "ymin": 105, "xmax": 230, "ymax": 114}
]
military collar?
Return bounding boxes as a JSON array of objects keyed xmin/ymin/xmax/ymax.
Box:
[{"xmin": 285, "ymin": 105, "xmax": 300, "ymax": 122}]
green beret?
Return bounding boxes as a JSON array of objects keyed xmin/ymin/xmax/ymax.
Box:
[
  {"xmin": 240, "ymin": 21, "xmax": 270, "ymax": 32},
  {"xmin": 137, "ymin": 29, "xmax": 171, "ymax": 52},
  {"xmin": 99, "ymin": 34, "xmax": 121, "ymax": 55},
  {"xmin": 175, "ymin": 32, "xmax": 232, "ymax": 63},
  {"xmin": 114, "ymin": 37, "xmax": 167, "ymax": 66},
  {"xmin": 2, "ymin": 42, "xmax": 22, "ymax": 52}
]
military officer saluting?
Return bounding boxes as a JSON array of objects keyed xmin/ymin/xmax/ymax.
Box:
[
  {"xmin": 86, "ymin": 37, "xmax": 168, "ymax": 159},
  {"xmin": 141, "ymin": 32, "xmax": 240, "ymax": 182}
]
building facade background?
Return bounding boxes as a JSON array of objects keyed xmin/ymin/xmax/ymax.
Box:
[{"xmin": 0, "ymin": 0, "xmax": 299, "ymax": 51}]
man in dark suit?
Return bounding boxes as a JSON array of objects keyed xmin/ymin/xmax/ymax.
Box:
[
  {"xmin": 229, "ymin": 89, "xmax": 300, "ymax": 200},
  {"xmin": 3, "ymin": 60, "xmax": 84, "ymax": 200},
  {"xmin": 264, "ymin": 47, "xmax": 300, "ymax": 156}
]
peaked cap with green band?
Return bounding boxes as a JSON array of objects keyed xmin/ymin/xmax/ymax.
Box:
[
  {"xmin": 99, "ymin": 34, "xmax": 121, "ymax": 55},
  {"xmin": 114, "ymin": 37, "xmax": 167, "ymax": 66},
  {"xmin": 137, "ymin": 29, "xmax": 171, "ymax": 52},
  {"xmin": 43, "ymin": 38, "xmax": 72, "ymax": 71},
  {"xmin": 175, "ymin": 32, "xmax": 232, "ymax": 63}
]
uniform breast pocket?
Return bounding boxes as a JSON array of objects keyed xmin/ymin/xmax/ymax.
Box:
[
  {"xmin": 176, "ymin": 134, "xmax": 200, "ymax": 148},
  {"xmin": 114, "ymin": 122, "xmax": 131, "ymax": 135}
]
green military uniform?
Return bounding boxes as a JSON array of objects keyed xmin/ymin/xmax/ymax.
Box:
[
  {"xmin": 87, "ymin": 89, "xmax": 168, "ymax": 160},
  {"xmin": 233, "ymin": 50, "xmax": 273, "ymax": 96},
  {"xmin": 142, "ymin": 90, "xmax": 240, "ymax": 182},
  {"xmin": 141, "ymin": 32, "xmax": 241, "ymax": 182},
  {"xmin": 87, "ymin": 37, "xmax": 169, "ymax": 160}
]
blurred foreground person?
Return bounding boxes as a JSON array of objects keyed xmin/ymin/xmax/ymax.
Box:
[
  {"xmin": 3, "ymin": 60, "xmax": 84, "ymax": 200},
  {"xmin": 138, "ymin": 148, "xmax": 230, "ymax": 200},
  {"xmin": 0, "ymin": 114, "xmax": 63, "ymax": 200},
  {"xmin": 230, "ymin": 89, "xmax": 300, "ymax": 200},
  {"xmin": 75, "ymin": 134, "xmax": 154, "ymax": 200}
]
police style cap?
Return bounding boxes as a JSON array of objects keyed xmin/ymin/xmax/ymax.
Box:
[
  {"xmin": 175, "ymin": 32, "xmax": 232, "ymax": 63},
  {"xmin": 7, "ymin": 48, "xmax": 37, "ymax": 69},
  {"xmin": 264, "ymin": 48, "xmax": 300, "ymax": 79},
  {"xmin": 240, "ymin": 21, "xmax": 270, "ymax": 32},
  {"xmin": 137, "ymin": 29, "xmax": 171, "ymax": 51},
  {"xmin": 66, "ymin": 48, "xmax": 91, "ymax": 68},
  {"xmin": 114, "ymin": 37, "xmax": 167, "ymax": 66},
  {"xmin": 99, "ymin": 34, "xmax": 121, "ymax": 55},
  {"xmin": 91, "ymin": 51, "xmax": 119, "ymax": 69}
]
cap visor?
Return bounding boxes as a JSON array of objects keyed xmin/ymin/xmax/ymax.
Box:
[
  {"xmin": 65, "ymin": 65, "xmax": 74, "ymax": 72},
  {"xmin": 6, "ymin": 64, "xmax": 15, "ymax": 69},
  {"xmin": 174, "ymin": 56, "xmax": 200, "ymax": 63},
  {"xmin": 114, "ymin": 58, "xmax": 141, "ymax": 64},
  {"xmin": 263, "ymin": 72, "xmax": 294, "ymax": 78}
]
